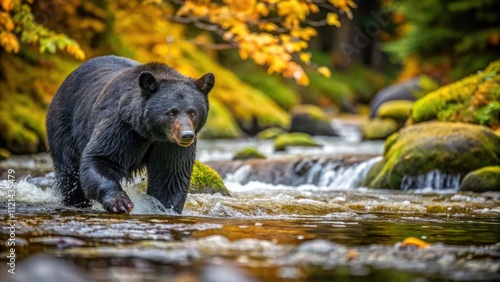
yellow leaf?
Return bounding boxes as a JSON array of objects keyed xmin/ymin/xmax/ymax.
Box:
[
  {"xmin": 309, "ymin": 4, "xmax": 319, "ymax": 13},
  {"xmin": 256, "ymin": 2, "xmax": 268, "ymax": 16},
  {"xmin": 326, "ymin": 13, "xmax": 341, "ymax": 27},
  {"xmin": 299, "ymin": 52, "xmax": 311, "ymax": 63},
  {"xmin": 1, "ymin": 0, "xmax": 14, "ymax": 11},
  {"xmin": 317, "ymin": 66, "xmax": 331, "ymax": 78}
]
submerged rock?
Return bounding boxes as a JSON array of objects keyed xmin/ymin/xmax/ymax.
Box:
[
  {"xmin": 256, "ymin": 127, "xmax": 288, "ymax": 140},
  {"xmin": 460, "ymin": 166, "xmax": 500, "ymax": 192},
  {"xmin": 289, "ymin": 105, "xmax": 337, "ymax": 136},
  {"xmin": 233, "ymin": 147, "xmax": 266, "ymax": 161},
  {"xmin": 12, "ymin": 254, "xmax": 88, "ymax": 282},
  {"xmin": 0, "ymin": 148, "xmax": 11, "ymax": 160},
  {"xmin": 376, "ymin": 100, "xmax": 414, "ymax": 126},
  {"xmin": 362, "ymin": 118, "xmax": 398, "ymax": 140},
  {"xmin": 190, "ymin": 161, "xmax": 230, "ymax": 196},
  {"xmin": 274, "ymin": 133, "xmax": 322, "ymax": 151},
  {"xmin": 363, "ymin": 122, "xmax": 500, "ymax": 189},
  {"xmin": 369, "ymin": 77, "xmax": 420, "ymax": 118}
]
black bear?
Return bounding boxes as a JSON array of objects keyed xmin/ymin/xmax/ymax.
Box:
[{"xmin": 46, "ymin": 55, "xmax": 214, "ymax": 213}]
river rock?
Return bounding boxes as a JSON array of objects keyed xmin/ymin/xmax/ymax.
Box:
[
  {"xmin": 256, "ymin": 127, "xmax": 288, "ymax": 140},
  {"xmin": 289, "ymin": 105, "xmax": 338, "ymax": 136},
  {"xmin": 460, "ymin": 166, "xmax": 500, "ymax": 192},
  {"xmin": 189, "ymin": 161, "xmax": 230, "ymax": 196},
  {"xmin": 376, "ymin": 100, "xmax": 414, "ymax": 127},
  {"xmin": 0, "ymin": 148, "xmax": 11, "ymax": 160},
  {"xmin": 408, "ymin": 60, "xmax": 500, "ymax": 127},
  {"xmin": 274, "ymin": 132, "xmax": 322, "ymax": 151},
  {"xmin": 362, "ymin": 122, "xmax": 500, "ymax": 189},
  {"xmin": 233, "ymin": 147, "xmax": 266, "ymax": 160},
  {"xmin": 362, "ymin": 118, "xmax": 398, "ymax": 140}
]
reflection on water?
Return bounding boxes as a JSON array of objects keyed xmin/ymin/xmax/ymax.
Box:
[{"xmin": 0, "ymin": 137, "xmax": 499, "ymax": 281}]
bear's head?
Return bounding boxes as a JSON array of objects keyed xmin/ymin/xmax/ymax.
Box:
[{"xmin": 123, "ymin": 64, "xmax": 214, "ymax": 146}]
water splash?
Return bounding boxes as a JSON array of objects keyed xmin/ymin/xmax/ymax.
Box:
[
  {"xmin": 0, "ymin": 179, "xmax": 60, "ymax": 205},
  {"xmin": 401, "ymin": 170, "xmax": 461, "ymax": 191},
  {"xmin": 318, "ymin": 156, "xmax": 382, "ymax": 189}
]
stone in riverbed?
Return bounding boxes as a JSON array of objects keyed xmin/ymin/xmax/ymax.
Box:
[
  {"xmin": 233, "ymin": 147, "xmax": 266, "ymax": 160},
  {"xmin": 256, "ymin": 127, "xmax": 288, "ymax": 140},
  {"xmin": 362, "ymin": 118, "xmax": 398, "ymax": 140},
  {"xmin": 460, "ymin": 166, "xmax": 500, "ymax": 192},
  {"xmin": 0, "ymin": 147, "xmax": 11, "ymax": 160},
  {"xmin": 362, "ymin": 121, "xmax": 500, "ymax": 189},
  {"xmin": 289, "ymin": 105, "xmax": 337, "ymax": 136},
  {"xmin": 376, "ymin": 100, "xmax": 414, "ymax": 127},
  {"xmin": 189, "ymin": 161, "xmax": 230, "ymax": 196},
  {"xmin": 274, "ymin": 132, "xmax": 322, "ymax": 151}
]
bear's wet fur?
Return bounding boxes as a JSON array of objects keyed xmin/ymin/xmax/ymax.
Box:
[{"xmin": 46, "ymin": 55, "xmax": 214, "ymax": 213}]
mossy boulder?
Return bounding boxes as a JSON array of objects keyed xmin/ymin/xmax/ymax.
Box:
[
  {"xmin": 289, "ymin": 105, "xmax": 337, "ymax": 136},
  {"xmin": 409, "ymin": 60, "xmax": 500, "ymax": 129},
  {"xmin": 0, "ymin": 148, "xmax": 11, "ymax": 160},
  {"xmin": 362, "ymin": 118, "xmax": 399, "ymax": 140},
  {"xmin": 256, "ymin": 127, "xmax": 288, "ymax": 140},
  {"xmin": 274, "ymin": 133, "xmax": 322, "ymax": 151},
  {"xmin": 460, "ymin": 166, "xmax": 500, "ymax": 192},
  {"xmin": 189, "ymin": 161, "xmax": 230, "ymax": 196},
  {"xmin": 362, "ymin": 122, "xmax": 500, "ymax": 189},
  {"xmin": 376, "ymin": 100, "xmax": 414, "ymax": 126},
  {"xmin": 233, "ymin": 147, "xmax": 266, "ymax": 161}
]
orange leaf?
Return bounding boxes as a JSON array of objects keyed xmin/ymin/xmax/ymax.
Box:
[
  {"xmin": 401, "ymin": 237, "xmax": 430, "ymax": 249},
  {"xmin": 317, "ymin": 66, "xmax": 331, "ymax": 78}
]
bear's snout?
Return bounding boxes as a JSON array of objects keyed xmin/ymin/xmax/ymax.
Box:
[
  {"xmin": 171, "ymin": 119, "xmax": 195, "ymax": 147},
  {"xmin": 179, "ymin": 130, "xmax": 195, "ymax": 146}
]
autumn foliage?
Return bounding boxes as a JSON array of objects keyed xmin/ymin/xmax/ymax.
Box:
[
  {"xmin": 0, "ymin": 0, "xmax": 85, "ymax": 59},
  {"xmin": 0, "ymin": 0, "xmax": 356, "ymax": 85},
  {"xmin": 171, "ymin": 0, "xmax": 356, "ymax": 85}
]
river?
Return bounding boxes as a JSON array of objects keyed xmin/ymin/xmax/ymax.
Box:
[{"xmin": 0, "ymin": 129, "xmax": 499, "ymax": 281}]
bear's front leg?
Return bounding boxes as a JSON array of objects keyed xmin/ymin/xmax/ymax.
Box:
[
  {"xmin": 80, "ymin": 155, "xmax": 134, "ymax": 213},
  {"xmin": 145, "ymin": 143, "xmax": 194, "ymax": 213}
]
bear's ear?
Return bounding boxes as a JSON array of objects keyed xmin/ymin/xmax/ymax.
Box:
[
  {"xmin": 139, "ymin": 71, "xmax": 159, "ymax": 96},
  {"xmin": 195, "ymin": 73, "xmax": 215, "ymax": 95}
]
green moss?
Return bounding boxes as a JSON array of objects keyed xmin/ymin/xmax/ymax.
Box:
[
  {"xmin": 238, "ymin": 72, "xmax": 299, "ymax": 110},
  {"xmin": 256, "ymin": 127, "xmax": 288, "ymax": 140},
  {"xmin": 291, "ymin": 104, "xmax": 328, "ymax": 121},
  {"xmin": 304, "ymin": 69, "xmax": 354, "ymax": 106},
  {"xmin": 460, "ymin": 166, "xmax": 500, "ymax": 192},
  {"xmin": 189, "ymin": 161, "xmax": 230, "ymax": 196},
  {"xmin": 0, "ymin": 148, "xmax": 11, "ymax": 160},
  {"xmin": 409, "ymin": 60, "xmax": 500, "ymax": 129},
  {"xmin": 413, "ymin": 75, "xmax": 440, "ymax": 99},
  {"xmin": 362, "ymin": 122, "xmax": 500, "ymax": 189},
  {"xmin": 362, "ymin": 118, "xmax": 399, "ymax": 140},
  {"xmin": 274, "ymin": 133, "xmax": 322, "ymax": 151},
  {"xmin": 199, "ymin": 99, "xmax": 241, "ymax": 139},
  {"xmin": 233, "ymin": 147, "xmax": 266, "ymax": 160},
  {"xmin": 0, "ymin": 51, "xmax": 79, "ymax": 154},
  {"xmin": 376, "ymin": 100, "xmax": 414, "ymax": 122}
]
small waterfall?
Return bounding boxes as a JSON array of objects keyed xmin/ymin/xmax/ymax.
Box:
[
  {"xmin": 318, "ymin": 156, "xmax": 382, "ymax": 189},
  {"xmin": 401, "ymin": 170, "xmax": 461, "ymax": 190},
  {"xmin": 222, "ymin": 156, "xmax": 382, "ymax": 189}
]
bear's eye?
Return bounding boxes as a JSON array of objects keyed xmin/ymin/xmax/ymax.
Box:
[
  {"xmin": 167, "ymin": 109, "xmax": 179, "ymax": 117},
  {"xmin": 188, "ymin": 110, "xmax": 197, "ymax": 119}
]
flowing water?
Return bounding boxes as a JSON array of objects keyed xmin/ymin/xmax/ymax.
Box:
[{"xmin": 0, "ymin": 133, "xmax": 499, "ymax": 281}]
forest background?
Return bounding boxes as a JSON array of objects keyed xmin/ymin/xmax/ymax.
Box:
[{"xmin": 0, "ymin": 0, "xmax": 499, "ymax": 156}]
